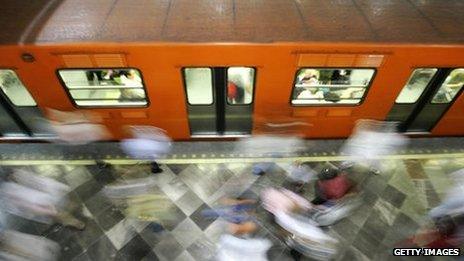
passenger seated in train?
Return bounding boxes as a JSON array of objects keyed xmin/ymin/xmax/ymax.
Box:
[
  {"xmin": 297, "ymin": 69, "xmax": 319, "ymax": 85},
  {"xmin": 323, "ymin": 91, "xmax": 341, "ymax": 103},
  {"xmin": 117, "ymin": 70, "xmax": 145, "ymax": 101},
  {"xmin": 119, "ymin": 89, "xmax": 145, "ymax": 101},
  {"xmin": 330, "ymin": 70, "xmax": 351, "ymax": 85},
  {"xmin": 297, "ymin": 88, "xmax": 324, "ymax": 100}
]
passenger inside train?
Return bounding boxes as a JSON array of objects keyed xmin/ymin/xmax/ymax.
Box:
[{"xmin": 293, "ymin": 68, "xmax": 374, "ymax": 105}]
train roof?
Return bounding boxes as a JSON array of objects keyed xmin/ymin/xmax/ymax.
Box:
[{"xmin": 2, "ymin": 0, "xmax": 464, "ymax": 45}]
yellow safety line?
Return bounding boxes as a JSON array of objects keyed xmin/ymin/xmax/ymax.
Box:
[{"xmin": 0, "ymin": 153, "xmax": 463, "ymax": 165}]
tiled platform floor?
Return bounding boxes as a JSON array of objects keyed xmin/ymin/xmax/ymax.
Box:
[{"xmin": 2, "ymin": 156, "xmax": 464, "ymax": 260}]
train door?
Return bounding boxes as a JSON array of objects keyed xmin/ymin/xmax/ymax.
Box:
[
  {"xmin": 183, "ymin": 67, "xmax": 255, "ymax": 137},
  {"xmin": 387, "ymin": 68, "xmax": 464, "ymax": 133},
  {"xmin": 0, "ymin": 69, "xmax": 55, "ymax": 138}
]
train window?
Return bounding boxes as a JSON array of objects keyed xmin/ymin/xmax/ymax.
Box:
[
  {"xmin": 184, "ymin": 68, "xmax": 213, "ymax": 105},
  {"xmin": 0, "ymin": 70, "xmax": 37, "ymax": 106},
  {"xmin": 57, "ymin": 68, "xmax": 147, "ymax": 107},
  {"xmin": 395, "ymin": 68, "xmax": 437, "ymax": 103},
  {"xmin": 291, "ymin": 68, "xmax": 375, "ymax": 105},
  {"xmin": 431, "ymin": 68, "xmax": 464, "ymax": 104},
  {"xmin": 227, "ymin": 67, "xmax": 255, "ymax": 105}
]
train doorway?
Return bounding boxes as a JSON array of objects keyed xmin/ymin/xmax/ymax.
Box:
[
  {"xmin": 183, "ymin": 67, "xmax": 255, "ymax": 137},
  {"xmin": 0, "ymin": 70, "xmax": 55, "ymax": 139},
  {"xmin": 387, "ymin": 68, "xmax": 464, "ymax": 133}
]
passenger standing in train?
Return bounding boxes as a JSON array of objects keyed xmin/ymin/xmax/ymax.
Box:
[
  {"xmin": 119, "ymin": 69, "xmax": 145, "ymax": 101},
  {"xmin": 330, "ymin": 70, "xmax": 343, "ymax": 85},
  {"xmin": 227, "ymin": 81, "xmax": 238, "ymax": 104},
  {"xmin": 120, "ymin": 69, "xmax": 142, "ymax": 86}
]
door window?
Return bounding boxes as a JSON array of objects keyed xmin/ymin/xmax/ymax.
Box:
[
  {"xmin": 184, "ymin": 68, "xmax": 213, "ymax": 105},
  {"xmin": 431, "ymin": 68, "xmax": 464, "ymax": 104},
  {"xmin": 395, "ymin": 68, "xmax": 437, "ymax": 103},
  {"xmin": 0, "ymin": 70, "xmax": 36, "ymax": 106},
  {"xmin": 227, "ymin": 67, "xmax": 255, "ymax": 105}
]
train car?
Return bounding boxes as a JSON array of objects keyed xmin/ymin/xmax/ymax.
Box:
[{"xmin": 1, "ymin": 0, "xmax": 464, "ymax": 141}]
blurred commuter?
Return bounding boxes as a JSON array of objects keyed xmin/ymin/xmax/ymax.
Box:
[
  {"xmin": 0, "ymin": 210, "xmax": 5, "ymax": 234},
  {"xmin": 203, "ymin": 197, "xmax": 257, "ymax": 234},
  {"xmin": 261, "ymin": 188, "xmax": 311, "ymax": 216},
  {"xmin": 340, "ymin": 119, "xmax": 408, "ymax": 174},
  {"xmin": 210, "ymin": 196, "xmax": 272, "ymax": 261},
  {"xmin": 0, "ymin": 169, "xmax": 85, "ymax": 230},
  {"xmin": 429, "ymin": 168, "xmax": 464, "ymax": 219},
  {"xmin": 0, "ymin": 230, "xmax": 60, "ymax": 261},
  {"xmin": 121, "ymin": 126, "xmax": 172, "ymax": 173},
  {"xmin": 312, "ymin": 167, "xmax": 352, "ymax": 206},
  {"xmin": 217, "ymin": 234, "xmax": 272, "ymax": 261},
  {"xmin": 261, "ymin": 188, "xmax": 339, "ymax": 260},
  {"xmin": 287, "ymin": 161, "xmax": 316, "ymax": 193},
  {"xmin": 236, "ymin": 135, "xmax": 305, "ymax": 176},
  {"xmin": 401, "ymin": 215, "xmax": 464, "ymax": 249},
  {"xmin": 103, "ymin": 176, "xmax": 175, "ymax": 227},
  {"xmin": 47, "ymin": 108, "xmax": 111, "ymax": 145}
]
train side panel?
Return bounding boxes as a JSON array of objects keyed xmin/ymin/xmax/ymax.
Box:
[{"xmin": 1, "ymin": 43, "xmax": 463, "ymax": 139}]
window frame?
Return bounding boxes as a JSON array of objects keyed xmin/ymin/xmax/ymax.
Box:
[
  {"xmin": 289, "ymin": 67, "xmax": 377, "ymax": 107},
  {"xmin": 0, "ymin": 68, "xmax": 37, "ymax": 107},
  {"xmin": 181, "ymin": 67, "xmax": 215, "ymax": 106},
  {"xmin": 226, "ymin": 67, "xmax": 257, "ymax": 106},
  {"xmin": 394, "ymin": 67, "xmax": 439, "ymax": 105},
  {"xmin": 56, "ymin": 67, "xmax": 150, "ymax": 108}
]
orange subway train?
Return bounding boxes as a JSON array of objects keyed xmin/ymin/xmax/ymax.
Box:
[{"xmin": 1, "ymin": 0, "xmax": 464, "ymax": 140}]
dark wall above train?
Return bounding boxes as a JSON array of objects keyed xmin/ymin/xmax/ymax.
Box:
[{"xmin": 1, "ymin": 0, "xmax": 464, "ymax": 45}]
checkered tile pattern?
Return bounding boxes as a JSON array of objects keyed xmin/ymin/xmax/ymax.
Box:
[{"xmin": 2, "ymin": 157, "xmax": 464, "ymax": 260}]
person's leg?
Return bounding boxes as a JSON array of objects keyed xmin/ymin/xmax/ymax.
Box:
[
  {"xmin": 252, "ymin": 163, "xmax": 268, "ymax": 175},
  {"xmin": 290, "ymin": 249, "xmax": 302, "ymax": 261},
  {"xmin": 151, "ymin": 161, "xmax": 162, "ymax": 173},
  {"xmin": 311, "ymin": 182, "xmax": 327, "ymax": 205},
  {"xmin": 55, "ymin": 211, "xmax": 85, "ymax": 230}
]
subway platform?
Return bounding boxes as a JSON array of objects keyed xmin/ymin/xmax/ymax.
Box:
[{"xmin": 1, "ymin": 138, "xmax": 464, "ymax": 260}]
